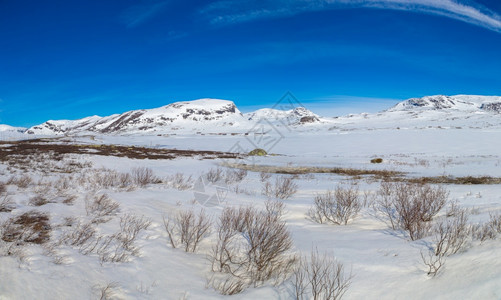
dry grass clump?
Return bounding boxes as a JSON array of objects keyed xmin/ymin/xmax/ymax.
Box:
[
  {"xmin": 227, "ymin": 163, "xmax": 401, "ymax": 179},
  {"xmin": 408, "ymin": 175, "xmax": 501, "ymax": 185},
  {"xmin": 0, "ymin": 140, "xmax": 243, "ymax": 163},
  {"xmin": 1, "ymin": 210, "xmax": 51, "ymax": 244}
]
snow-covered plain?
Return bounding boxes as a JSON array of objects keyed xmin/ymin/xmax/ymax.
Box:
[{"xmin": 1, "ymin": 95, "xmax": 501, "ymax": 299}]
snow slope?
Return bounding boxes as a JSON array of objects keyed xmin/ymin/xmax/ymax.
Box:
[
  {"xmin": 0, "ymin": 124, "xmax": 27, "ymax": 141},
  {"xmin": 0, "ymin": 124, "xmax": 25, "ymax": 133}
]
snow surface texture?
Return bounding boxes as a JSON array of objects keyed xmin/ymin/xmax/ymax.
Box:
[{"xmin": 1, "ymin": 94, "xmax": 501, "ymax": 299}]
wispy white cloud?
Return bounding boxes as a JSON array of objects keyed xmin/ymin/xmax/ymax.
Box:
[
  {"xmin": 201, "ymin": 0, "xmax": 501, "ymax": 33},
  {"xmin": 120, "ymin": 1, "xmax": 170, "ymax": 28},
  {"xmin": 302, "ymin": 95, "xmax": 402, "ymax": 116}
]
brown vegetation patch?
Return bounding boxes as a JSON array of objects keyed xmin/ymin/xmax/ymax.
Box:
[
  {"xmin": 0, "ymin": 139, "xmax": 243, "ymax": 161},
  {"xmin": 2, "ymin": 211, "xmax": 51, "ymax": 244},
  {"xmin": 228, "ymin": 163, "xmax": 501, "ymax": 185},
  {"xmin": 407, "ymin": 176, "xmax": 501, "ymax": 185},
  {"xmin": 226, "ymin": 163, "xmax": 402, "ymax": 178}
]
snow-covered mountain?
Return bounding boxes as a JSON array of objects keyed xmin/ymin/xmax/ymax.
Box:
[
  {"xmin": 330, "ymin": 94, "xmax": 501, "ymax": 131},
  {"xmin": 244, "ymin": 107, "xmax": 321, "ymax": 125},
  {"xmin": 0, "ymin": 124, "xmax": 26, "ymax": 133},
  {"xmin": 387, "ymin": 95, "xmax": 501, "ymax": 112},
  {"xmin": 21, "ymin": 94, "xmax": 501, "ymax": 136},
  {"xmin": 26, "ymin": 99, "xmax": 248, "ymax": 135},
  {"xmin": 26, "ymin": 99, "xmax": 324, "ymax": 135}
]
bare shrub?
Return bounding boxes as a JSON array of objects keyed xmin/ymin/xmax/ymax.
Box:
[
  {"xmin": 53, "ymin": 175, "xmax": 73, "ymax": 194},
  {"xmin": 421, "ymin": 250, "xmax": 446, "ymax": 277},
  {"xmin": 292, "ymin": 248, "xmax": 352, "ymax": 300},
  {"xmin": 29, "ymin": 195, "xmax": 52, "ymax": 206},
  {"xmin": 224, "ymin": 169, "xmax": 248, "ymax": 185},
  {"xmin": 94, "ymin": 281, "xmax": 120, "ymax": 300},
  {"xmin": 7, "ymin": 175, "xmax": 33, "ymax": 189},
  {"xmin": 62, "ymin": 195, "xmax": 77, "ymax": 205},
  {"xmin": 232, "ymin": 185, "xmax": 256, "ymax": 196},
  {"xmin": 0, "ymin": 181, "xmax": 6, "ymax": 195},
  {"xmin": 63, "ymin": 221, "xmax": 96, "ymax": 249},
  {"xmin": 163, "ymin": 209, "xmax": 212, "ymax": 253},
  {"xmin": 373, "ymin": 182, "xmax": 448, "ymax": 240},
  {"xmin": 262, "ymin": 181, "xmax": 273, "ymax": 198},
  {"xmin": 64, "ymin": 214, "xmax": 150, "ymax": 263},
  {"xmin": 85, "ymin": 194, "xmax": 120, "ymax": 222},
  {"xmin": 0, "ymin": 197, "xmax": 15, "ymax": 212},
  {"xmin": 166, "ymin": 173, "xmax": 193, "ymax": 190},
  {"xmin": 309, "ymin": 185, "xmax": 361, "ymax": 225},
  {"xmin": 0, "ymin": 187, "xmax": 15, "ymax": 212},
  {"xmin": 42, "ymin": 241, "xmax": 69, "ymax": 265},
  {"xmin": 445, "ymin": 200, "xmax": 461, "ymax": 217},
  {"xmin": 0, "ymin": 237, "xmax": 27, "ymax": 261},
  {"xmin": 1, "ymin": 210, "xmax": 51, "ymax": 244},
  {"xmin": 433, "ymin": 208, "xmax": 470, "ymax": 256},
  {"xmin": 208, "ymin": 204, "xmax": 295, "ymax": 293},
  {"xmin": 472, "ymin": 212, "xmax": 501, "ymax": 241},
  {"xmin": 260, "ymin": 171, "xmax": 272, "ymax": 182},
  {"xmin": 116, "ymin": 214, "xmax": 151, "ymax": 253},
  {"xmin": 131, "ymin": 167, "xmax": 159, "ymax": 187},
  {"xmin": 417, "ymin": 184, "xmax": 449, "ymax": 222},
  {"xmin": 487, "ymin": 212, "xmax": 501, "ymax": 235},
  {"xmin": 96, "ymin": 237, "xmax": 131, "ymax": 264},
  {"xmin": 265, "ymin": 199, "xmax": 286, "ymax": 221},
  {"xmin": 80, "ymin": 168, "xmax": 133, "ymax": 190},
  {"xmin": 262, "ymin": 176, "xmax": 298, "ymax": 200},
  {"xmin": 206, "ymin": 275, "xmax": 247, "ymax": 295},
  {"xmin": 373, "ymin": 181, "xmax": 398, "ymax": 229},
  {"xmin": 206, "ymin": 168, "xmax": 223, "ymax": 183},
  {"xmin": 61, "ymin": 217, "xmax": 75, "ymax": 228}
]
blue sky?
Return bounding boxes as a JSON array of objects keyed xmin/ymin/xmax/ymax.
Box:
[{"xmin": 1, "ymin": 0, "xmax": 501, "ymax": 127}]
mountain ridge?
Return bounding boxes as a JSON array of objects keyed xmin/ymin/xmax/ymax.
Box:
[{"xmin": 2, "ymin": 94, "xmax": 500, "ymax": 136}]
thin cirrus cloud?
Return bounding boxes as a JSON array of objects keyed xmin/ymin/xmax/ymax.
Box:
[
  {"xmin": 201, "ymin": 0, "xmax": 501, "ymax": 33},
  {"xmin": 120, "ymin": 1, "xmax": 170, "ymax": 28}
]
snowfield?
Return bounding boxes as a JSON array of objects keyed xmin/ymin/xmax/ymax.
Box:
[{"xmin": 1, "ymin": 95, "xmax": 501, "ymax": 299}]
